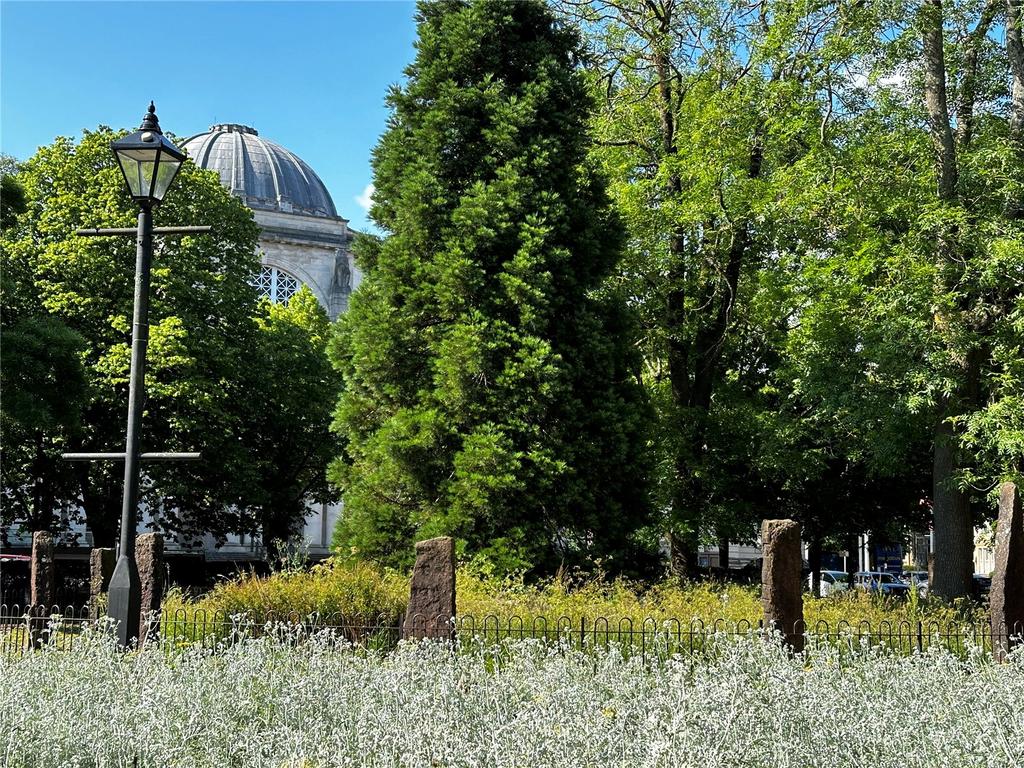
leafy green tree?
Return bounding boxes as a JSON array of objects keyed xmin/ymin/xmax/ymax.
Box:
[
  {"xmin": 2, "ymin": 127, "xmax": 263, "ymax": 546},
  {"xmin": 569, "ymin": 0, "xmax": 893, "ymax": 572},
  {"xmin": 3, "ymin": 130, "xmax": 350, "ymax": 557},
  {"xmin": 331, "ymin": 0, "xmax": 654, "ymax": 575},
  {"xmin": 772, "ymin": 0, "xmax": 1024, "ymax": 597},
  {"xmin": 1, "ymin": 160, "xmax": 89, "ymax": 537},
  {"xmin": 244, "ymin": 287, "xmax": 341, "ymax": 561}
]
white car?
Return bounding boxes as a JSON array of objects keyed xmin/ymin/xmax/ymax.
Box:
[{"xmin": 808, "ymin": 570, "xmax": 850, "ymax": 596}]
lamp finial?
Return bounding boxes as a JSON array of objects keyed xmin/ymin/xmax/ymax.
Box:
[{"xmin": 141, "ymin": 101, "xmax": 162, "ymax": 134}]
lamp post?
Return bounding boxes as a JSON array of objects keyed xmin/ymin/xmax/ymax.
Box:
[{"xmin": 105, "ymin": 103, "xmax": 186, "ymax": 647}]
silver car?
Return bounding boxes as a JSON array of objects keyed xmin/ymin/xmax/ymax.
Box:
[{"xmin": 808, "ymin": 570, "xmax": 850, "ymax": 596}]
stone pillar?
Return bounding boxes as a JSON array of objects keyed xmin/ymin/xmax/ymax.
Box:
[
  {"xmin": 991, "ymin": 483, "xmax": 1024, "ymax": 661},
  {"xmin": 27, "ymin": 532, "xmax": 55, "ymax": 647},
  {"xmin": 402, "ymin": 537, "xmax": 456, "ymax": 640},
  {"xmin": 136, "ymin": 533, "xmax": 165, "ymax": 640},
  {"xmin": 89, "ymin": 548, "xmax": 115, "ymax": 617},
  {"xmin": 761, "ymin": 519, "xmax": 804, "ymax": 653},
  {"xmin": 30, "ymin": 531, "xmax": 55, "ymax": 608}
]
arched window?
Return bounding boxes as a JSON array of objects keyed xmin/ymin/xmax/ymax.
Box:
[{"xmin": 253, "ymin": 265, "xmax": 301, "ymax": 304}]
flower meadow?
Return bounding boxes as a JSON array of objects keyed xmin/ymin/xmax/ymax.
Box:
[{"xmin": 1, "ymin": 630, "xmax": 1022, "ymax": 768}]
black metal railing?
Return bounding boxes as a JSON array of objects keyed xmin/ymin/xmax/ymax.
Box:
[{"xmin": 1, "ymin": 604, "xmax": 1020, "ymax": 662}]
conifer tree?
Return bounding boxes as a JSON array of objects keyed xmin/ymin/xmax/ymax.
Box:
[{"xmin": 330, "ymin": 0, "xmax": 653, "ymax": 574}]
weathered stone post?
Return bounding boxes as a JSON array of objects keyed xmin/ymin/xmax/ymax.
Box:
[
  {"xmin": 89, "ymin": 548, "xmax": 116, "ymax": 618},
  {"xmin": 136, "ymin": 533, "xmax": 165, "ymax": 640},
  {"xmin": 991, "ymin": 483, "xmax": 1024, "ymax": 662},
  {"xmin": 761, "ymin": 519, "xmax": 804, "ymax": 653},
  {"xmin": 402, "ymin": 537, "xmax": 456, "ymax": 640},
  {"xmin": 30, "ymin": 532, "xmax": 55, "ymax": 608},
  {"xmin": 28, "ymin": 531, "xmax": 55, "ymax": 646}
]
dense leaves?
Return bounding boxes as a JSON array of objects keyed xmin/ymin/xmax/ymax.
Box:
[
  {"xmin": 330, "ymin": 0, "xmax": 654, "ymax": 574},
  {"xmin": 571, "ymin": 0, "xmax": 1023, "ymax": 591},
  {"xmin": 0, "ymin": 128, "xmax": 338, "ymax": 552}
]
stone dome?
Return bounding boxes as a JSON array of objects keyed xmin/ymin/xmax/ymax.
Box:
[{"xmin": 182, "ymin": 124, "xmax": 338, "ymax": 218}]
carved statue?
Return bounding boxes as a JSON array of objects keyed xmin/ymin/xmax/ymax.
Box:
[{"xmin": 332, "ymin": 251, "xmax": 352, "ymax": 294}]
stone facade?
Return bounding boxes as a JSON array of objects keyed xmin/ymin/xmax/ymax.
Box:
[
  {"xmin": 253, "ymin": 208, "xmax": 359, "ymax": 321},
  {"xmin": 183, "ymin": 124, "xmax": 360, "ymax": 323}
]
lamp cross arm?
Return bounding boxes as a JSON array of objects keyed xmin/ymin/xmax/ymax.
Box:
[
  {"xmin": 62, "ymin": 452, "xmax": 201, "ymax": 462},
  {"xmin": 76, "ymin": 225, "xmax": 213, "ymax": 237}
]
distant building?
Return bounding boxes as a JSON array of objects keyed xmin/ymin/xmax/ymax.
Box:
[{"xmin": 181, "ymin": 123, "xmax": 360, "ymax": 320}]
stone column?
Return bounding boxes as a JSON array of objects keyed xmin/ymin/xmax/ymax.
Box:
[
  {"xmin": 136, "ymin": 533, "xmax": 165, "ymax": 640},
  {"xmin": 402, "ymin": 537, "xmax": 456, "ymax": 640},
  {"xmin": 991, "ymin": 483, "xmax": 1024, "ymax": 661},
  {"xmin": 30, "ymin": 531, "xmax": 55, "ymax": 608},
  {"xmin": 761, "ymin": 519, "xmax": 804, "ymax": 653},
  {"xmin": 89, "ymin": 548, "xmax": 115, "ymax": 617},
  {"xmin": 28, "ymin": 531, "xmax": 55, "ymax": 647}
]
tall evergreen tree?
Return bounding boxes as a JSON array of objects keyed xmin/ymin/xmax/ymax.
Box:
[{"xmin": 330, "ymin": 0, "xmax": 653, "ymax": 575}]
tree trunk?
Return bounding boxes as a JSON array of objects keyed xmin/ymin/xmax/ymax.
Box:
[
  {"xmin": 717, "ymin": 534, "xmax": 730, "ymax": 572},
  {"xmin": 1009, "ymin": 0, "xmax": 1024, "ymax": 144},
  {"xmin": 921, "ymin": 0, "xmax": 977, "ymax": 600},
  {"xmin": 846, "ymin": 533, "xmax": 859, "ymax": 588},
  {"xmin": 955, "ymin": 0, "xmax": 1000, "ymax": 149},
  {"xmin": 666, "ymin": 528, "xmax": 695, "ymax": 580},
  {"xmin": 930, "ymin": 415, "xmax": 975, "ymax": 598},
  {"xmin": 921, "ymin": 0, "xmax": 958, "ymax": 199},
  {"xmin": 1008, "ymin": 0, "xmax": 1024, "ymax": 217},
  {"xmin": 79, "ymin": 469, "xmax": 120, "ymax": 549}
]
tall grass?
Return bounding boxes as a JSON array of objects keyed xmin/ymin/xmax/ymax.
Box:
[
  {"xmin": 162, "ymin": 558, "xmax": 407, "ymax": 626},
  {"xmin": 160, "ymin": 557, "xmax": 985, "ymax": 635}
]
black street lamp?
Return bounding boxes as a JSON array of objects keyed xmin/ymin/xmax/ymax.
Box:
[
  {"xmin": 111, "ymin": 102, "xmax": 186, "ymax": 205},
  {"xmin": 105, "ymin": 103, "xmax": 185, "ymax": 647},
  {"xmin": 63, "ymin": 103, "xmax": 207, "ymax": 648}
]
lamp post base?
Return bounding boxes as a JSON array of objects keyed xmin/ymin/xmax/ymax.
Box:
[{"xmin": 107, "ymin": 553, "xmax": 141, "ymax": 648}]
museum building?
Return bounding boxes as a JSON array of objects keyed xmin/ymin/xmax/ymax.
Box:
[{"xmin": 176, "ymin": 123, "xmax": 360, "ymax": 562}]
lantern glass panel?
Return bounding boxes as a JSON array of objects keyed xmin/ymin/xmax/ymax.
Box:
[
  {"xmin": 151, "ymin": 156, "xmax": 182, "ymax": 202},
  {"xmin": 115, "ymin": 147, "xmax": 160, "ymax": 199}
]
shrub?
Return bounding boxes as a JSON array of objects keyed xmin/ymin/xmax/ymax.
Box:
[
  {"xmin": 163, "ymin": 559, "xmax": 407, "ymax": 625},
  {"xmin": 455, "ymin": 568, "xmax": 980, "ymax": 629}
]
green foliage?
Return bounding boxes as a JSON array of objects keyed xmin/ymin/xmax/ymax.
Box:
[
  {"xmin": 159, "ymin": 559, "xmax": 977, "ymax": 634},
  {"xmin": 330, "ymin": 0, "xmax": 654, "ymax": 575},
  {"xmin": 0, "ymin": 128, "xmax": 340, "ymax": 552},
  {"xmin": 0, "ymin": 127, "xmax": 264, "ymax": 544},
  {"xmin": 456, "ymin": 569, "xmax": 979, "ymax": 628},
  {"xmin": 574, "ymin": 0, "xmax": 1024, "ymax": 579},
  {"xmin": 0, "ymin": 316, "xmax": 87, "ymax": 531},
  {"xmin": 0, "ymin": 173, "xmax": 26, "ymax": 231},
  {"xmin": 162, "ymin": 559, "xmax": 408, "ymax": 623},
  {"xmin": 244, "ymin": 287, "xmax": 341, "ymax": 558},
  {"xmin": 576, "ymin": 0, "xmax": 925, "ymax": 566}
]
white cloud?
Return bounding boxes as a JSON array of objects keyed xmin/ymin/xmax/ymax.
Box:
[{"xmin": 355, "ymin": 184, "xmax": 375, "ymax": 212}]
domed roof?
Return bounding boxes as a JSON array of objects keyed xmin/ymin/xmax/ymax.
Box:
[{"xmin": 182, "ymin": 124, "xmax": 338, "ymax": 218}]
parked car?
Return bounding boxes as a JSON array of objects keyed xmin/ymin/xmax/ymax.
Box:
[
  {"xmin": 902, "ymin": 571, "xmax": 929, "ymax": 598},
  {"xmin": 807, "ymin": 570, "xmax": 850, "ymax": 597},
  {"xmin": 854, "ymin": 571, "xmax": 912, "ymax": 597}
]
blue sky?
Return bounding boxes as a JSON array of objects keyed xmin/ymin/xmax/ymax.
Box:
[{"xmin": 1, "ymin": 1, "xmax": 420, "ymax": 231}]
